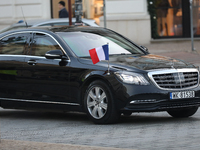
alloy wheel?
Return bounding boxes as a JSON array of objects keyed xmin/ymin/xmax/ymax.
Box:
[{"xmin": 87, "ymin": 86, "xmax": 108, "ymax": 119}]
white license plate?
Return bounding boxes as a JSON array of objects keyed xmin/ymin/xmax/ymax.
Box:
[{"xmin": 170, "ymin": 91, "xmax": 195, "ymax": 100}]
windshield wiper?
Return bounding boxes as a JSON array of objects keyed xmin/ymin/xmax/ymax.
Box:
[
  {"xmin": 121, "ymin": 53, "xmax": 130, "ymax": 55},
  {"xmin": 110, "ymin": 53, "xmax": 132, "ymax": 56}
]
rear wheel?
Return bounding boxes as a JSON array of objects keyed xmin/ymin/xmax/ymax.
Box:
[
  {"xmin": 167, "ymin": 107, "xmax": 198, "ymax": 118},
  {"xmin": 84, "ymin": 80, "xmax": 120, "ymax": 124}
]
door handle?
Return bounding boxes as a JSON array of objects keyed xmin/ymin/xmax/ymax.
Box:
[{"xmin": 27, "ymin": 60, "xmax": 37, "ymax": 65}]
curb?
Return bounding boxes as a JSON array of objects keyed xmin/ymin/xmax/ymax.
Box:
[{"xmin": 0, "ymin": 139, "xmax": 136, "ymax": 150}]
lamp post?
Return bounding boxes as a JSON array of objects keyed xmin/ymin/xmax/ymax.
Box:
[
  {"xmin": 190, "ymin": 0, "xmax": 195, "ymax": 51},
  {"xmin": 68, "ymin": 0, "xmax": 72, "ymax": 25},
  {"xmin": 103, "ymin": 0, "xmax": 106, "ymax": 28},
  {"xmin": 75, "ymin": 0, "xmax": 83, "ymax": 26}
]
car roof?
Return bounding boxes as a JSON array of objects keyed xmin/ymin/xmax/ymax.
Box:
[
  {"xmin": 0, "ymin": 26, "xmax": 109, "ymax": 37},
  {"xmin": 49, "ymin": 26, "xmax": 111, "ymax": 34},
  {"xmin": 0, "ymin": 18, "xmax": 99, "ymax": 34},
  {"xmin": 12, "ymin": 18, "xmax": 98, "ymax": 27}
]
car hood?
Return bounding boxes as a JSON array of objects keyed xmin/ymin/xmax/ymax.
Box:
[
  {"xmin": 79, "ymin": 54, "xmax": 195, "ymax": 72},
  {"xmin": 109, "ymin": 54, "xmax": 195, "ymax": 71}
]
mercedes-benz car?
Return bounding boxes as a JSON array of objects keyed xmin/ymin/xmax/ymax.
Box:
[{"xmin": 0, "ymin": 26, "xmax": 200, "ymax": 124}]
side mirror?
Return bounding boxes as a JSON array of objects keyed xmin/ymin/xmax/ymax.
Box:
[
  {"xmin": 140, "ymin": 46, "xmax": 149, "ymax": 53},
  {"xmin": 45, "ymin": 50, "xmax": 64, "ymax": 59}
]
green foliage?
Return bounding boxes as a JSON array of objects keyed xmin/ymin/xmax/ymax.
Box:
[{"xmin": 147, "ymin": 0, "xmax": 158, "ymax": 38}]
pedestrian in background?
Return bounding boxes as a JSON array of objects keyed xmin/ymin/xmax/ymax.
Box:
[{"xmin": 58, "ymin": 1, "xmax": 69, "ymax": 18}]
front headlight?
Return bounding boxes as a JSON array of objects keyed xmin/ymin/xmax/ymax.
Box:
[{"xmin": 115, "ymin": 72, "xmax": 150, "ymax": 85}]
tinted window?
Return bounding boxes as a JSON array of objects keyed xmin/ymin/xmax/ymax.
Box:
[
  {"xmin": 29, "ymin": 33, "xmax": 61, "ymax": 56},
  {"xmin": 0, "ymin": 33, "xmax": 29, "ymax": 55},
  {"xmin": 58, "ymin": 31, "xmax": 143, "ymax": 57}
]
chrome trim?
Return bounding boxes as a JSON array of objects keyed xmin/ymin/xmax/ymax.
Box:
[
  {"xmin": 0, "ymin": 31, "xmax": 33, "ymax": 40},
  {"xmin": 25, "ymin": 55, "xmax": 71, "ymax": 62},
  {"xmin": 0, "ymin": 31, "xmax": 71, "ymax": 63},
  {"xmin": 0, "ymin": 55, "xmax": 58, "ymax": 59},
  {"xmin": 0, "ymin": 54, "xmax": 27, "ymax": 57},
  {"xmin": 0, "ymin": 55, "xmax": 69, "ymax": 63},
  {"xmin": 130, "ymin": 99, "xmax": 157, "ymax": 104},
  {"xmin": 25, "ymin": 55, "xmax": 48, "ymax": 58},
  {"xmin": 0, "ymin": 98, "xmax": 80, "ymax": 106},
  {"xmin": 148, "ymin": 68, "xmax": 199, "ymax": 91}
]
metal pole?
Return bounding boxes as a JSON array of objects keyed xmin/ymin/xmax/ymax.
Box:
[
  {"xmin": 75, "ymin": 0, "xmax": 83, "ymax": 26},
  {"xmin": 190, "ymin": 0, "xmax": 195, "ymax": 51},
  {"xmin": 68, "ymin": 0, "xmax": 72, "ymax": 25},
  {"xmin": 103, "ymin": 0, "xmax": 106, "ymax": 28}
]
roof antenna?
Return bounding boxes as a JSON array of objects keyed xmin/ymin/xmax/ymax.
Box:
[{"xmin": 21, "ymin": 7, "xmax": 28, "ymax": 28}]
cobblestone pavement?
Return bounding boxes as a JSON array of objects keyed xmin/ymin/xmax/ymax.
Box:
[{"xmin": 1, "ymin": 108, "xmax": 200, "ymax": 150}]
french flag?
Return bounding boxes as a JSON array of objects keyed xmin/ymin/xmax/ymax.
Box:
[{"xmin": 89, "ymin": 44, "xmax": 109, "ymax": 64}]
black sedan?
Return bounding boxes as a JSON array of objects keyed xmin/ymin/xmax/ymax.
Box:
[{"xmin": 0, "ymin": 26, "xmax": 200, "ymax": 124}]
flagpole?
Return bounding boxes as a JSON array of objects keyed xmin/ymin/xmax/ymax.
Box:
[
  {"xmin": 107, "ymin": 43, "xmax": 110, "ymax": 75},
  {"xmin": 107, "ymin": 59, "xmax": 110, "ymax": 75}
]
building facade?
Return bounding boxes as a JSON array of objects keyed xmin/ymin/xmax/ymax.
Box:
[
  {"xmin": 100, "ymin": 0, "xmax": 151, "ymax": 44},
  {"xmin": 0, "ymin": 0, "xmax": 199, "ymax": 45},
  {"xmin": 0, "ymin": 0, "xmax": 151, "ymax": 44},
  {"xmin": 0, "ymin": 0, "xmax": 51, "ymax": 29}
]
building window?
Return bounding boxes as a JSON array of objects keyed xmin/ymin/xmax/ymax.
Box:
[
  {"xmin": 193, "ymin": 0, "xmax": 200, "ymax": 35},
  {"xmin": 148, "ymin": 0, "xmax": 200, "ymax": 38},
  {"xmin": 156, "ymin": 0, "xmax": 182, "ymax": 37},
  {"xmin": 51, "ymin": 0, "xmax": 103, "ymax": 25}
]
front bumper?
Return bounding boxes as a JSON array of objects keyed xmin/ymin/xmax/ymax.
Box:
[
  {"xmin": 114, "ymin": 82, "xmax": 200, "ymax": 113},
  {"xmin": 122, "ymin": 98, "xmax": 200, "ymax": 112}
]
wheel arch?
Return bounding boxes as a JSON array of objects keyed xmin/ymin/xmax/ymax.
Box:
[{"xmin": 80, "ymin": 75, "xmax": 114, "ymax": 110}]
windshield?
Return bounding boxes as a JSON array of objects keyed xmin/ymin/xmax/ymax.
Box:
[{"xmin": 58, "ymin": 30, "xmax": 144, "ymax": 57}]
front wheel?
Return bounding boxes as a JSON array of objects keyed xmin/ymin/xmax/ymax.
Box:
[
  {"xmin": 167, "ymin": 107, "xmax": 198, "ymax": 118},
  {"xmin": 84, "ymin": 80, "xmax": 120, "ymax": 124}
]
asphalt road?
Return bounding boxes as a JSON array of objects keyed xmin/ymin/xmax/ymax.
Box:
[{"xmin": 1, "ymin": 107, "xmax": 200, "ymax": 150}]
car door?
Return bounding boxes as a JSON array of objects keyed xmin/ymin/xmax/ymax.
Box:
[
  {"xmin": 0, "ymin": 32, "xmax": 31, "ymax": 103},
  {"xmin": 23, "ymin": 32, "xmax": 75, "ymax": 105}
]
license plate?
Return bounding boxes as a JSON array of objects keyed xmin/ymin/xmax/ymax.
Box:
[{"xmin": 170, "ymin": 91, "xmax": 195, "ymax": 100}]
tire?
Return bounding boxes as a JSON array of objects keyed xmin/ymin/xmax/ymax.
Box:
[
  {"xmin": 122, "ymin": 111, "xmax": 132, "ymax": 117},
  {"xmin": 167, "ymin": 107, "xmax": 198, "ymax": 118},
  {"xmin": 84, "ymin": 80, "xmax": 120, "ymax": 124}
]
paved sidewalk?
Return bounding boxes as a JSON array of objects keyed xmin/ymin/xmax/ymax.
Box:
[
  {"xmin": 0, "ymin": 140, "xmax": 134, "ymax": 150},
  {"xmin": 1, "ymin": 40, "xmax": 200, "ymax": 150},
  {"xmin": 145, "ymin": 40, "xmax": 200, "ymax": 67},
  {"xmin": 145, "ymin": 40, "xmax": 200, "ymax": 54}
]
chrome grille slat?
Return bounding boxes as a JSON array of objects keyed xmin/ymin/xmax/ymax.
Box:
[
  {"xmin": 184, "ymin": 77, "xmax": 197, "ymax": 81},
  {"xmin": 148, "ymin": 69, "xmax": 199, "ymax": 90},
  {"xmin": 156, "ymin": 79, "xmax": 177, "ymax": 83},
  {"xmin": 159, "ymin": 81, "xmax": 197, "ymax": 87}
]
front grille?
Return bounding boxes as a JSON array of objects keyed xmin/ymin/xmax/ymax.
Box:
[{"xmin": 149, "ymin": 69, "xmax": 199, "ymax": 90}]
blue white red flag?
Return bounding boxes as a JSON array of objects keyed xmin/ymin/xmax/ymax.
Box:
[{"xmin": 89, "ymin": 44, "xmax": 109, "ymax": 64}]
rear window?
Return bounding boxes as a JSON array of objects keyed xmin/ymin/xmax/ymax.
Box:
[{"xmin": 0, "ymin": 33, "xmax": 29, "ymax": 55}]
